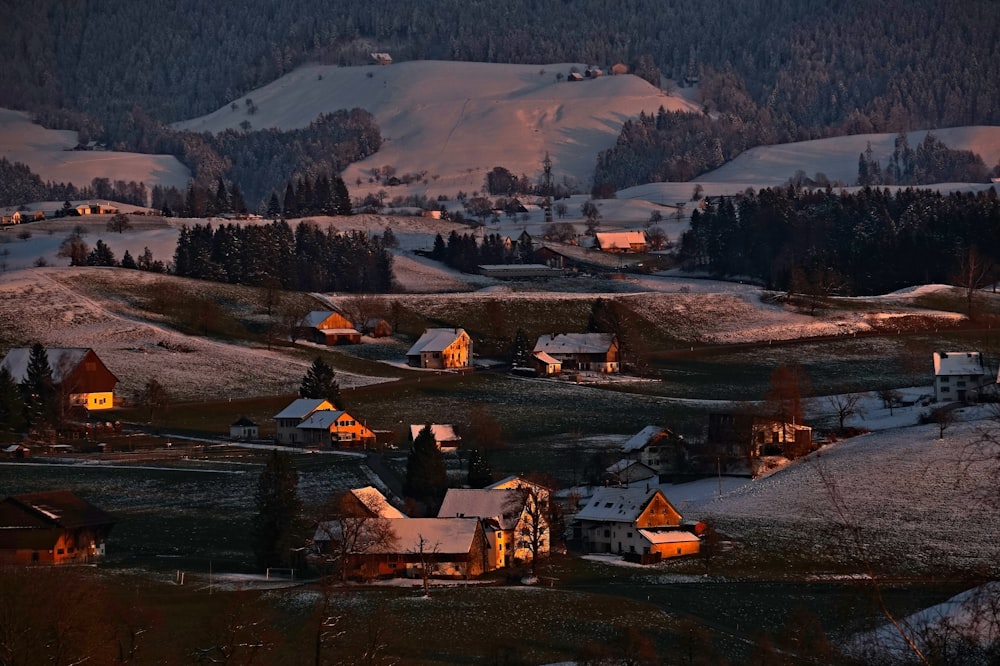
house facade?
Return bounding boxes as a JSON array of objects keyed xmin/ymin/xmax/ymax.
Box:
[
  {"xmin": 296, "ymin": 409, "xmax": 375, "ymax": 448},
  {"xmin": 272, "ymin": 398, "xmax": 335, "ymax": 445},
  {"xmin": 0, "ymin": 347, "xmax": 118, "ymax": 411},
  {"xmin": 933, "ymin": 351, "xmax": 991, "ymax": 402},
  {"xmin": 574, "ymin": 486, "xmax": 698, "ymax": 560},
  {"xmin": 295, "ymin": 310, "xmax": 361, "ymax": 345},
  {"xmin": 532, "ymin": 351, "xmax": 562, "ymax": 376},
  {"xmin": 229, "ymin": 417, "xmax": 258, "ymax": 441},
  {"xmin": 406, "ymin": 328, "xmax": 472, "ymax": 369},
  {"xmin": 622, "ymin": 425, "xmax": 685, "ymax": 475},
  {"xmin": 438, "ymin": 488, "xmax": 549, "ymax": 570},
  {"xmin": 532, "ymin": 333, "xmax": 619, "ymax": 372},
  {"xmin": 0, "ymin": 490, "xmax": 114, "ymax": 565},
  {"xmin": 594, "ymin": 231, "xmax": 647, "ymax": 253}
]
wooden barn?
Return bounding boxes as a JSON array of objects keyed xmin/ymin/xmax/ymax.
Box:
[{"xmin": 0, "ymin": 347, "xmax": 118, "ymax": 411}]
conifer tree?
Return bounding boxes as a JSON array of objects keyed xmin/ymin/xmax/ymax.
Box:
[
  {"xmin": 251, "ymin": 450, "xmax": 303, "ymax": 569},
  {"xmin": 467, "ymin": 448, "xmax": 493, "ymax": 489},
  {"xmin": 299, "ymin": 357, "xmax": 340, "ymax": 405},
  {"xmin": 21, "ymin": 343, "xmax": 57, "ymax": 429},
  {"xmin": 0, "ymin": 365, "xmax": 26, "ymax": 436},
  {"xmin": 404, "ymin": 424, "xmax": 448, "ymax": 515},
  {"xmin": 510, "ymin": 328, "xmax": 531, "ymax": 368}
]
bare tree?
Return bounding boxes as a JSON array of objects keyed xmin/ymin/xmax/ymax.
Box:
[
  {"xmin": 697, "ymin": 519, "xmax": 722, "ymax": 576},
  {"xmin": 953, "ymin": 246, "xmax": 994, "ymax": 318},
  {"xmin": 195, "ymin": 591, "xmax": 278, "ymax": 665},
  {"xmin": 313, "ymin": 491, "xmax": 399, "ymax": 583},
  {"xmin": 930, "ymin": 407, "xmax": 956, "ymax": 440},
  {"xmin": 141, "ymin": 379, "xmax": 170, "ymax": 430},
  {"xmin": 506, "ymin": 486, "xmax": 550, "ymax": 576},
  {"xmin": 106, "ymin": 212, "xmax": 133, "ymax": 234},
  {"xmin": 410, "ymin": 534, "xmax": 439, "ymax": 598},
  {"xmin": 826, "ymin": 391, "xmax": 867, "ymax": 432},
  {"xmin": 877, "ymin": 388, "xmax": 904, "ymax": 416}
]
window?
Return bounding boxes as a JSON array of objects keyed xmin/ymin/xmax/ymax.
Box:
[
  {"xmin": 57, "ymin": 548, "xmax": 64, "ymax": 555},
  {"xmin": 942, "ymin": 387, "xmax": 950, "ymax": 393},
  {"xmin": 941, "ymin": 376, "xmax": 950, "ymax": 383},
  {"xmin": 626, "ymin": 532, "xmax": 632, "ymax": 538},
  {"xmin": 603, "ymin": 529, "xmax": 610, "ymax": 538}
]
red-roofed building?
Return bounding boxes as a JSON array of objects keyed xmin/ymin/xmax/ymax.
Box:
[{"xmin": 0, "ymin": 347, "xmax": 118, "ymax": 412}]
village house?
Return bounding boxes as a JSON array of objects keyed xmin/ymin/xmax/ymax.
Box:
[
  {"xmin": 409, "ymin": 424, "xmax": 462, "ymax": 451},
  {"xmin": 933, "ymin": 351, "xmax": 992, "ymax": 402},
  {"xmin": 362, "ymin": 318, "xmax": 393, "ymax": 338},
  {"xmin": 229, "ymin": 417, "xmax": 258, "ymax": 441},
  {"xmin": 621, "ymin": 425, "xmax": 686, "ymax": 475},
  {"xmin": 573, "ymin": 486, "xmax": 699, "ymax": 562},
  {"xmin": 532, "ymin": 333, "xmax": 620, "ymax": 372},
  {"xmin": 406, "ymin": 328, "xmax": 472, "ymax": 369},
  {"xmin": 272, "ymin": 398, "xmax": 335, "ymax": 445},
  {"xmin": 532, "ymin": 350, "xmax": 562, "ymax": 376},
  {"xmin": 594, "ymin": 231, "xmax": 648, "ymax": 253},
  {"xmin": 296, "ymin": 409, "xmax": 375, "ymax": 448},
  {"xmin": 706, "ymin": 412, "xmax": 814, "ymax": 466},
  {"xmin": 294, "ymin": 309, "xmax": 361, "ymax": 345},
  {"xmin": 438, "ymin": 488, "xmax": 549, "ymax": 570},
  {"xmin": 0, "ymin": 347, "xmax": 118, "ymax": 412},
  {"xmin": 0, "ymin": 490, "xmax": 114, "ymax": 565},
  {"xmin": 604, "ymin": 459, "xmax": 659, "ymax": 486}
]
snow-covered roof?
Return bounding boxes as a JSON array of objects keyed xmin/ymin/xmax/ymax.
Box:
[
  {"xmin": 933, "ymin": 351, "xmax": 987, "ymax": 377},
  {"xmin": 605, "ymin": 459, "xmax": 657, "ymax": 478},
  {"xmin": 1, "ymin": 347, "xmax": 92, "ymax": 383},
  {"xmin": 410, "ymin": 424, "xmax": 461, "ymax": 443},
  {"xmin": 438, "ymin": 489, "xmax": 524, "ymax": 530},
  {"xmin": 350, "ymin": 486, "xmax": 406, "ymax": 519},
  {"xmin": 406, "ymin": 328, "xmax": 468, "ymax": 355},
  {"xmin": 296, "ymin": 410, "xmax": 349, "ymax": 430},
  {"xmin": 638, "ymin": 529, "xmax": 700, "ymax": 545},
  {"xmin": 273, "ymin": 398, "xmax": 332, "ymax": 420},
  {"xmin": 372, "ymin": 517, "xmax": 481, "ymax": 555},
  {"xmin": 302, "ymin": 309, "xmax": 351, "ymax": 327},
  {"xmin": 595, "ymin": 231, "xmax": 647, "ymax": 249},
  {"xmin": 574, "ymin": 486, "xmax": 662, "ymax": 523},
  {"xmin": 622, "ymin": 425, "xmax": 676, "ymax": 452},
  {"xmin": 533, "ymin": 332, "xmax": 615, "ymax": 355},
  {"xmin": 533, "ymin": 351, "xmax": 561, "ymax": 365}
]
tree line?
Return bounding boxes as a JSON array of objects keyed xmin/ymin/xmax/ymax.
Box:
[
  {"xmin": 857, "ymin": 132, "xmax": 991, "ymax": 187},
  {"xmin": 172, "ymin": 220, "xmax": 395, "ymax": 293},
  {"xmin": 429, "ymin": 230, "xmax": 531, "ymax": 273},
  {"xmin": 679, "ymin": 185, "xmax": 1000, "ymax": 297}
]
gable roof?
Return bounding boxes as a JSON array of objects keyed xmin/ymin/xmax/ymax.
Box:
[
  {"xmin": 0, "ymin": 347, "xmax": 116, "ymax": 385},
  {"xmin": 273, "ymin": 398, "xmax": 333, "ymax": 420},
  {"xmin": 574, "ymin": 486, "xmax": 664, "ymax": 523},
  {"xmin": 638, "ymin": 529, "xmax": 700, "ymax": 545},
  {"xmin": 409, "ymin": 424, "xmax": 461, "ymax": 443},
  {"xmin": 606, "ymin": 459, "xmax": 658, "ymax": 478},
  {"xmin": 296, "ymin": 410, "xmax": 349, "ymax": 430},
  {"xmin": 438, "ymin": 489, "xmax": 524, "ymax": 530},
  {"xmin": 595, "ymin": 231, "xmax": 647, "ymax": 250},
  {"xmin": 372, "ymin": 517, "xmax": 481, "ymax": 555},
  {"xmin": 230, "ymin": 416, "xmax": 258, "ymax": 428},
  {"xmin": 934, "ymin": 351, "xmax": 987, "ymax": 377},
  {"xmin": 350, "ymin": 486, "xmax": 406, "ymax": 519},
  {"xmin": 406, "ymin": 328, "xmax": 468, "ymax": 356},
  {"xmin": 533, "ymin": 333, "xmax": 615, "ymax": 355},
  {"xmin": 622, "ymin": 425, "xmax": 676, "ymax": 452},
  {"xmin": 0, "ymin": 490, "xmax": 114, "ymax": 530},
  {"xmin": 533, "ymin": 351, "xmax": 561, "ymax": 365}
]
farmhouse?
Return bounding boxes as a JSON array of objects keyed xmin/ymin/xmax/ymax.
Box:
[
  {"xmin": 532, "ymin": 350, "xmax": 562, "ymax": 376},
  {"xmin": 294, "ymin": 310, "xmax": 361, "ymax": 345},
  {"xmin": 272, "ymin": 398, "xmax": 335, "ymax": 445},
  {"xmin": 438, "ymin": 488, "xmax": 549, "ymax": 570},
  {"xmin": 0, "ymin": 490, "xmax": 114, "ymax": 565},
  {"xmin": 296, "ymin": 409, "xmax": 375, "ymax": 448},
  {"xmin": 605, "ymin": 459, "xmax": 659, "ymax": 485},
  {"xmin": 410, "ymin": 423, "xmax": 462, "ymax": 451},
  {"xmin": 933, "ymin": 351, "xmax": 992, "ymax": 402},
  {"xmin": 229, "ymin": 417, "xmax": 258, "ymax": 441},
  {"xmin": 533, "ymin": 333, "xmax": 619, "ymax": 372},
  {"xmin": 574, "ymin": 486, "xmax": 698, "ymax": 561},
  {"xmin": 0, "ymin": 347, "xmax": 118, "ymax": 411},
  {"xmin": 594, "ymin": 231, "xmax": 647, "ymax": 253},
  {"xmin": 406, "ymin": 328, "xmax": 472, "ymax": 369},
  {"xmin": 622, "ymin": 425, "xmax": 685, "ymax": 475}
]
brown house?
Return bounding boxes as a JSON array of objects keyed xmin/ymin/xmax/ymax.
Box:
[
  {"xmin": 294, "ymin": 310, "xmax": 361, "ymax": 345},
  {"xmin": 0, "ymin": 490, "xmax": 114, "ymax": 565},
  {"xmin": 532, "ymin": 333, "xmax": 620, "ymax": 372},
  {"xmin": 406, "ymin": 328, "xmax": 473, "ymax": 369},
  {"xmin": 574, "ymin": 486, "xmax": 698, "ymax": 560},
  {"xmin": 0, "ymin": 347, "xmax": 118, "ymax": 411}
]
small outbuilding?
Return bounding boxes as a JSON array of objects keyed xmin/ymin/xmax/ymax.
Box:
[{"xmin": 229, "ymin": 417, "xmax": 259, "ymax": 441}]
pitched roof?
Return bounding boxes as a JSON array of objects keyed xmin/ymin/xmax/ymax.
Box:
[
  {"xmin": 273, "ymin": 398, "xmax": 333, "ymax": 420},
  {"xmin": 533, "ymin": 351, "xmax": 561, "ymax": 365},
  {"xmin": 638, "ymin": 529, "xmax": 700, "ymax": 545},
  {"xmin": 595, "ymin": 231, "xmax": 647, "ymax": 250},
  {"xmin": 372, "ymin": 517, "xmax": 481, "ymax": 555},
  {"xmin": 934, "ymin": 351, "xmax": 987, "ymax": 377},
  {"xmin": 438, "ymin": 489, "xmax": 524, "ymax": 530},
  {"xmin": 606, "ymin": 459, "xmax": 658, "ymax": 479},
  {"xmin": 230, "ymin": 417, "xmax": 257, "ymax": 427},
  {"xmin": 622, "ymin": 425, "xmax": 677, "ymax": 452},
  {"xmin": 574, "ymin": 486, "xmax": 662, "ymax": 523},
  {"xmin": 350, "ymin": 486, "xmax": 406, "ymax": 519},
  {"xmin": 406, "ymin": 328, "xmax": 468, "ymax": 355},
  {"xmin": 0, "ymin": 347, "xmax": 106, "ymax": 384},
  {"xmin": 409, "ymin": 424, "xmax": 461, "ymax": 443},
  {"xmin": 296, "ymin": 410, "xmax": 349, "ymax": 430},
  {"xmin": 1, "ymin": 490, "xmax": 114, "ymax": 529},
  {"xmin": 302, "ymin": 309, "xmax": 351, "ymax": 327},
  {"xmin": 533, "ymin": 333, "xmax": 615, "ymax": 355}
]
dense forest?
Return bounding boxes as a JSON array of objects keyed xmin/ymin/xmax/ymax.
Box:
[{"xmin": 678, "ymin": 186, "xmax": 1000, "ymax": 297}]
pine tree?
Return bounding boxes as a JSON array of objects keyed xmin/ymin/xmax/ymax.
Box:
[
  {"xmin": 86, "ymin": 240, "xmax": 116, "ymax": 266},
  {"xmin": 21, "ymin": 342, "xmax": 57, "ymax": 429},
  {"xmin": 299, "ymin": 357, "xmax": 340, "ymax": 405},
  {"xmin": 333, "ymin": 176, "xmax": 352, "ymax": 215},
  {"xmin": 0, "ymin": 365, "xmax": 26, "ymax": 436},
  {"xmin": 510, "ymin": 328, "xmax": 531, "ymax": 367},
  {"xmin": 404, "ymin": 424, "xmax": 448, "ymax": 515},
  {"xmin": 267, "ymin": 192, "xmax": 282, "ymax": 219},
  {"xmin": 251, "ymin": 450, "xmax": 303, "ymax": 569},
  {"xmin": 467, "ymin": 448, "xmax": 493, "ymax": 488},
  {"xmin": 120, "ymin": 250, "xmax": 137, "ymax": 269}
]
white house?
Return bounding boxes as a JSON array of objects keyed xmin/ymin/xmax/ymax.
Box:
[
  {"xmin": 933, "ymin": 351, "xmax": 991, "ymax": 402},
  {"xmin": 574, "ymin": 486, "xmax": 698, "ymax": 560},
  {"xmin": 272, "ymin": 398, "xmax": 335, "ymax": 445},
  {"xmin": 438, "ymin": 488, "xmax": 549, "ymax": 570},
  {"xmin": 621, "ymin": 425, "xmax": 684, "ymax": 474}
]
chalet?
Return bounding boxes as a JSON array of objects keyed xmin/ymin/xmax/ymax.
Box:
[
  {"xmin": 594, "ymin": 231, "xmax": 647, "ymax": 253},
  {"xmin": 0, "ymin": 490, "xmax": 114, "ymax": 565},
  {"xmin": 532, "ymin": 351, "xmax": 562, "ymax": 376},
  {"xmin": 410, "ymin": 424, "xmax": 462, "ymax": 451},
  {"xmin": 295, "ymin": 310, "xmax": 361, "ymax": 345},
  {"xmin": 605, "ymin": 459, "xmax": 659, "ymax": 485},
  {"xmin": 297, "ymin": 409, "xmax": 375, "ymax": 448},
  {"xmin": 229, "ymin": 417, "xmax": 258, "ymax": 441},
  {"xmin": 574, "ymin": 486, "xmax": 699, "ymax": 560},
  {"xmin": 0, "ymin": 347, "xmax": 118, "ymax": 411},
  {"xmin": 934, "ymin": 351, "xmax": 991, "ymax": 402},
  {"xmin": 567, "ymin": 71, "xmax": 584, "ymax": 82},
  {"xmin": 406, "ymin": 328, "xmax": 472, "ymax": 369},
  {"xmin": 622, "ymin": 425, "xmax": 685, "ymax": 475},
  {"xmin": 533, "ymin": 333, "xmax": 619, "ymax": 372},
  {"xmin": 438, "ymin": 488, "xmax": 549, "ymax": 570},
  {"xmin": 314, "ymin": 517, "xmax": 488, "ymax": 579},
  {"xmin": 272, "ymin": 398, "xmax": 335, "ymax": 445},
  {"xmin": 370, "ymin": 52, "xmax": 393, "ymax": 65}
]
